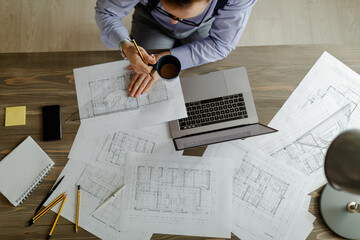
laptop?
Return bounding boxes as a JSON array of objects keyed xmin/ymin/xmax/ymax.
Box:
[{"xmin": 169, "ymin": 67, "xmax": 277, "ymax": 150}]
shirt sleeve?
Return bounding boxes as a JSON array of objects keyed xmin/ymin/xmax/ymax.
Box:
[
  {"xmin": 94, "ymin": 0, "xmax": 140, "ymax": 49},
  {"xmin": 171, "ymin": 0, "xmax": 257, "ymax": 70}
]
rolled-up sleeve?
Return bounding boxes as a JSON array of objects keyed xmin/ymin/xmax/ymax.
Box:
[
  {"xmin": 95, "ymin": 0, "xmax": 139, "ymax": 49},
  {"xmin": 171, "ymin": 0, "xmax": 257, "ymax": 70}
]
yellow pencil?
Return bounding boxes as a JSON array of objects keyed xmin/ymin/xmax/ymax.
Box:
[
  {"xmin": 48, "ymin": 194, "xmax": 67, "ymax": 239},
  {"xmin": 29, "ymin": 193, "xmax": 65, "ymax": 226},
  {"xmin": 76, "ymin": 185, "xmax": 80, "ymax": 233},
  {"xmin": 33, "ymin": 196, "xmax": 64, "ymax": 222},
  {"xmin": 131, "ymin": 38, "xmax": 154, "ymax": 79}
]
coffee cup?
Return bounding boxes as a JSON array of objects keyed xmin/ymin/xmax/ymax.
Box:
[{"xmin": 149, "ymin": 55, "xmax": 181, "ymax": 81}]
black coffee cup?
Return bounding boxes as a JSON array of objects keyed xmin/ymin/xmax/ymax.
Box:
[{"xmin": 149, "ymin": 55, "xmax": 181, "ymax": 81}]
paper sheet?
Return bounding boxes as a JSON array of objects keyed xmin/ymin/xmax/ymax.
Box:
[
  {"xmin": 45, "ymin": 159, "xmax": 151, "ymax": 240},
  {"xmin": 69, "ymin": 122, "xmax": 182, "ymax": 166},
  {"xmin": 119, "ymin": 153, "xmax": 233, "ymax": 238},
  {"xmin": 73, "ymin": 60, "xmax": 187, "ymax": 131},
  {"xmin": 244, "ymin": 94, "xmax": 350, "ymax": 191},
  {"xmin": 5, "ymin": 106, "xmax": 26, "ymax": 126},
  {"xmin": 287, "ymin": 210, "xmax": 315, "ymax": 240},
  {"xmin": 48, "ymin": 122, "xmax": 182, "ymax": 239},
  {"xmin": 269, "ymin": 51, "xmax": 360, "ymax": 128},
  {"xmin": 204, "ymin": 141, "xmax": 311, "ymax": 240}
]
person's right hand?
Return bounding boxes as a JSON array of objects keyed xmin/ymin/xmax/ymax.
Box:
[{"xmin": 122, "ymin": 42, "xmax": 156, "ymax": 75}]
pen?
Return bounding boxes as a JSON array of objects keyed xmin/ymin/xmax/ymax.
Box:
[
  {"xmin": 29, "ymin": 193, "xmax": 66, "ymax": 226},
  {"xmin": 48, "ymin": 194, "xmax": 67, "ymax": 239},
  {"xmin": 34, "ymin": 176, "xmax": 65, "ymax": 216},
  {"xmin": 76, "ymin": 185, "xmax": 80, "ymax": 233},
  {"xmin": 129, "ymin": 35, "xmax": 154, "ymax": 79},
  {"xmin": 92, "ymin": 185, "xmax": 127, "ymax": 215}
]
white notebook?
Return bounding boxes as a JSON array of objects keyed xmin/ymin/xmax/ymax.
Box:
[{"xmin": 0, "ymin": 136, "xmax": 54, "ymax": 206}]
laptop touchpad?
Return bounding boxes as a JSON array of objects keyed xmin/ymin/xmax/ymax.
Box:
[{"xmin": 180, "ymin": 72, "xmax": 228, "ymax": 102}]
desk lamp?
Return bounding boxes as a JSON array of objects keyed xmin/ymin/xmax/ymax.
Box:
[{"xmin": 320, "ymin": 129, "xmax": 360, "ymax": 239}]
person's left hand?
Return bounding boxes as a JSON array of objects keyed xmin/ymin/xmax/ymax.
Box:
[
  {"xmin": 128, "ymin": 51, "xmax": 171, "ymax": 97},
  {"xmin": 128, "ymin": 69, "xmax": 160, "ymax": 97}
]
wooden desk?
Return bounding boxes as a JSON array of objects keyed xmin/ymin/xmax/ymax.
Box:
[{"xmin": 1, "ymin": 44, "xmax": 360, "ymax": 240}]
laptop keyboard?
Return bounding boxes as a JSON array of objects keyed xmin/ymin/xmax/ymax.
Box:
[{"xmin": 178, "ymin": 93, "xmax": 248, "ymax": 130}]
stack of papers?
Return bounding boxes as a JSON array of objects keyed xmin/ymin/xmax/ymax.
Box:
[
  {"xmin": 205, "ymin": 51, "xmax": 360, "ymax": 239},
  {"xmin": 47, "ymin": 52, "xmax": 360, "ymax": 240}
]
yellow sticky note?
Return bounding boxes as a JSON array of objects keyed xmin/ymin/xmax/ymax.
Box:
[{"xmin": 5, "ymin": 106, "xmax": 26, "ymax": 126}]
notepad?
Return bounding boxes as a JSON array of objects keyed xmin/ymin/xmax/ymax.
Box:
[
  {"xmin": 5, "ymin": 106, "xmax": 26, "ymax": 126},
  {"xmin": 0, "ymin": 136, "xmax": 54, "ymax": 206}
]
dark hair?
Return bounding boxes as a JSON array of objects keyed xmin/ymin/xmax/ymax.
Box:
[{"xmin": 161, "ymin": 0, "xmax": 207, "ymax": 8}]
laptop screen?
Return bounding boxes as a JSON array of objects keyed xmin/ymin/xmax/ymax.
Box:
[{"xmin": 173, "ymin": 123, "xmax": 277, "ymax": 150}]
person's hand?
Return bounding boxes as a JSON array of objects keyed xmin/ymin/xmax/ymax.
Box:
[
  {"xmin": 122, "ymin": 42, "xmax": 156, "ymax": 75},
  {"xmin": 128, "ymin": 69, "xmax": 160, "ymax": 97},
  {"xmin": 128, "ymin": 51, "xmax": 171, "ymax": 97}
]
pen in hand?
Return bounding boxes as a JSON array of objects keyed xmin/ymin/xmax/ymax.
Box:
[{"xmin": 129, "ymin": 35, "xmax": 154, "ymax": 79}]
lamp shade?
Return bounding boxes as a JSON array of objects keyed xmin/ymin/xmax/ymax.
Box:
[{"xmin": 324, "ymin": 129, "xmax": 360, "ymax": 195}]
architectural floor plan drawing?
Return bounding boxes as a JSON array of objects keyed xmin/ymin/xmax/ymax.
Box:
[
  {"xmin": 204, "ymin": 142, "xmax": 310, "ymax": 240},
  {"xmin": 272, "ymin": 104, "xmax": 351, "ymax": 176},
  {"xmin": 119, "ymin": 153, "xmax": 233, "ymax": 238},
  {"xmin": 134, "ymin": 166, "xmax": 212, "ymax": 216},
  {"xmin": 73, "ymin": 60, "xmax": 187, "ymax": 130},
  {"xmin": 75, "ymin": 165, "xmax": 127, "ymax": 232},
  {"xmin": 76, "ymin": 165, "xmax": 124, "ymax": 202},
  {"xmin": 95, "ymin": 131, "xmax": 157, "ymax": 166},
  {"xmin": 234, "ymin": 158, "xmax": 289, "ymax": 217},
  {"xmin": 81, "ymin": 73, "xmax": 169, "ymax": 119},
  {"xmin": 302, "ymin": 85, "xmax": 360, "ymax": 116},
  {"xmin": 44, "ymin": 159, "xmax": 151, "ymax": 240},
  {"xmin": 269, "ymin": 51, "xmax": 360, "ymax": 128}
]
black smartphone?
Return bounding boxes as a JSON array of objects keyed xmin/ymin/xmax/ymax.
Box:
[{"xmin": 42, "ymin": 105, "xmax": 62, "ymax": 141}]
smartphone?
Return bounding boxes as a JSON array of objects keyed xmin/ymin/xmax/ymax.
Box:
[{"xmin": 42, "ymin": 105, "xmax": 62, "ymax": 141}]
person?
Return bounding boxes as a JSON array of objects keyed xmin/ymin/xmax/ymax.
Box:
[{"xmin": 95, "ymin": 0, "xmax": 256, "ymax": 97}]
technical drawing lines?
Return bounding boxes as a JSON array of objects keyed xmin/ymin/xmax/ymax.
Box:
[
  {"xmin": 89, "ymin": 75, "xmax": 137, "ymax": 117},
  {"xmin": 92, "ymin": 199, "xmax": 123, "ymax": 232},
  {"xmin": 76, "ymin": 165, "xmax": 124, "ymax": 202},
  {"xmin": 96, "ymin": 132, "xmax": 156, "ymax": 166},
  {"xmin": 133, "ymin": 166, "xmax": 213, "ymax": 215},
  {"xmin": 273, "ymin": 104, "xmax": 351, "ymax": 175},
  {"xmin": 80, "ymin": 73, "xmax": 169, "ymax": 120},
  {"xmin": 302, "ymin": 85, "xmax": 360, "ymax": 115},
  {"xmin": 75, "ymin": 165, "xmax": 125, "ymax": 232},
  {"xmin": 233, "ymin": 157, "xmax": 288, "ymax": 217}
]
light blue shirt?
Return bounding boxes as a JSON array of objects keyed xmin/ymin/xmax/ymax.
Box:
[{"xmin": 95, "ymin": 0, "xmax": 256, "ymax": 69}]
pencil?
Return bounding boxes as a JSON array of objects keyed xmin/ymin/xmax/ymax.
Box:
[
  {"xmin": 92, "ymin": 185, "xmax": 127, "ymax": 215},
  {"xmin": 33, "ymin": 194, "xmax": 64, "ymax": 221},
  {"xmin": 76, "ymin": 185, "xmax": 80, "ymax": 233},
  {"xmin": 29, "ymin": 193, "xmax": 65, "ymax": 226},
  {"xmin": 34, "ymin": 176, "xmax": 65, "ymax": 216},
  {"xmin": 131, "ymin": 38, "xmax": 154, "ymax": 79},
  {"xmin": 48, "ymin": 194, "xmax": 67, "ymax": 240}
]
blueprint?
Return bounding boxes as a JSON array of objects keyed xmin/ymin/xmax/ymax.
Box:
[
  {"xmin": 272, "ymin": 104, "xmax": 350, "ymax": 176},
  {"xmin": 45, "ymin": 159, "xmax": 152, "ymax": 240},
  {"xmin": 245, "ymin": 97, "xmax": 350, "ymax": 191},
  {"xmin": 69, "ymin": 122, "xmax": 182, "ymax": 167},
  {"xmin": 204, "ymin": 142, "xmax": 311, "ymax": 240},
  {"xmin": 269, "ymin": 51, "xmax": 360, "ymax": 128},
  {"xmin": 242, "ymin": 51, "xmax": 360, "ymax": 190},
  {"xmin": 73, "ymin": 60, "xmax": 187, "ymax": 131},
  {"xmin": 45, "ymin": 123, "xmax": 182, "ymax": 239},
  {"xmin": 118, "ymin": 153, "xmax": 233, "ymax": 238}
]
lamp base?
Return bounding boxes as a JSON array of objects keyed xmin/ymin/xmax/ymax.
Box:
[{"xmin": 320, "ymin": 184, "xmax": 360, "ymax": 239}]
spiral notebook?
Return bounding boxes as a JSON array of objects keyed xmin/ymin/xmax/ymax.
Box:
[{"xmin": 0, "ymin": 136, "xmax": 54, "ymax": 206}]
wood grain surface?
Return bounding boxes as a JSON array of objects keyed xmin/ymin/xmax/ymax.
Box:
[
  {"xmin": 1, "ymin": 44, "xmax": 360, "ymax": 240},
  {"xmin": 2, "ymin": 0, "xmax": 360, "ymax": 53}
]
